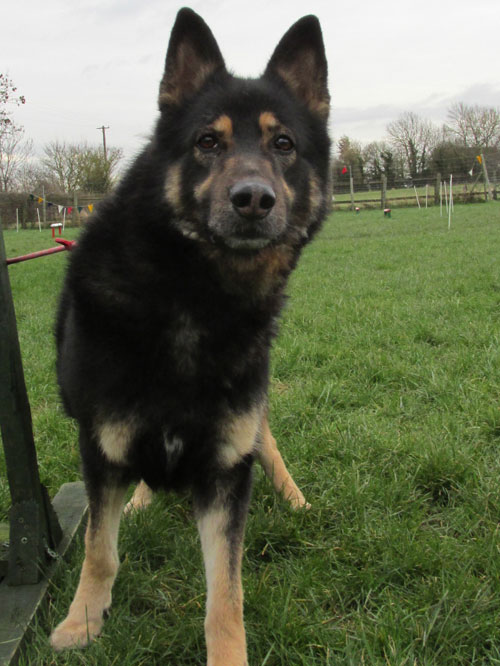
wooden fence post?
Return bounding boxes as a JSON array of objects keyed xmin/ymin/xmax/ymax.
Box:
[
  {"xmin": 381, "ymin": 175, "xmax": 387, "ymax": 210},
  {"xmin": 435, "ymin": 173, "xmax": 441, "ymax": 206},
  {"xmin": 42, "ymin": 185, "xmax": 47, "ymax": 229},
  {"xmin": 0, "ymin": 217, "xmax": 62, "ymax": 585}
]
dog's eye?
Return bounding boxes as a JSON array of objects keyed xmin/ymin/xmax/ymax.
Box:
[
  {"xmin": 274, "ymin": 135, "xmax": 294, "ymax": 152},
  {"xmin": 197, "ymin": 134, "xmax": 218, "ymax": 151}
]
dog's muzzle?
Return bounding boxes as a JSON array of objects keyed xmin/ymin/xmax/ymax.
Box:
[
  {"xmin": 219, "ymin": 179, "xmax": 276, "ymax": 250},
  {"xmin": 229, "ymin": 180, "xmax": 276, "ymax": 221}
]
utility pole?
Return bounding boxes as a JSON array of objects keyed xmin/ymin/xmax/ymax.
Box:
[{"xmin": 97, "ymin": 125, "xmax": 109, "ymax": 162}]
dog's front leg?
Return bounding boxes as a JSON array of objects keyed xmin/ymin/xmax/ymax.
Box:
[
  {"xmin": 195, "ymin": 460, "xmax": 253, "ymax": 666},
  {"xmin": 50, "ymin": 480, "xmax": 127, "ymax": 650}
]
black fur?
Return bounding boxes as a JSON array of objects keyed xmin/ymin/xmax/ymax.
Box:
[
  {"xmin": 53, "ymin": 7, "xmax": 330, "ymax": 660},
  {"xmin": 57, "ymin": 9, "xmax": 330, "ymax": 500}
]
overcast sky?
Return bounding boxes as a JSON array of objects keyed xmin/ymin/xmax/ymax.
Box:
[{"xmin": 3, "ymin": 0, "xmax": 500, "ymax": 166}]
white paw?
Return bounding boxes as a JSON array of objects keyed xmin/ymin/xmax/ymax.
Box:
[{"xmin": 50, "ymin": 617, "xmax": 103, "ymax": 650}]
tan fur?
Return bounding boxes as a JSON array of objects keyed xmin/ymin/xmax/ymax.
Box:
[
  {"xmin": 164, "ymin": 163, "xmax": 183, "ymax": 212},
  {"xmin": 258, "ymin": 112, "xmax": 296, "ymax": 167},
  {"xmin": 195, "ymin": 116, "xmax": 234, "ymax": 169},
  {"xmin": 308, "ymin": 171, "xmax": 323, "ymax": 219},
  {"xmin": 258, "ymin": 111, "xmax": 280, "ymax": 137},
  {"xmin": 126, "ymin": 413, "xmax": 309, "ymax": 514},
  {"xmin": 50, "ymin": 486, "xmax": 127, "ymax": 650},
  {"xmin": 197, "ymin": 506, "xmax": 247, "ymax": 666},
  {"xmin": 276, "ymin": 55, "xmax": 330, "ymax": 119},
  {"xmin": 235, "ymin": 244, "xmax": 294, "ymax": 296},
  {"xmin": 200, "ymin": 202, "xmax": 295, "ymax": 298},
  {"xmin": 195, "ymin": 173, "xmax": 216, "ymax": 201},
  {"xmin": 219, "ymin": 407, "xmax": 262, "ymax": 468},
  {"xmin": 96, "ymin": 418, "xmax": 136, "ymax": 465},
  {"xmin": 124, "ymin": 479, "xmax": 153, "ymax": 514},
  {"xmin": 258, "ymin": 414, "xmax": 310, "ymax": 510},
  {"xmin": 159, "ymin": 42, "xmax": 219, "ymax": 107},
  {"xmin": 212, "ymin": 114, "xmax": 233, "ymax": 140},
  {"xmin": 282, "ymin": 178, "xmax": 295, "ymax": 205}
]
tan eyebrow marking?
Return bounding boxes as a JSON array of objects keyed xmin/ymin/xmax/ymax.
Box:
[
  {"xmin": 212, "ymin": 114, "xmax": 233, "ymax": 138},
  {"xmin": 259, "ymin": 111, "xmax": 280, "ymax": 137}
]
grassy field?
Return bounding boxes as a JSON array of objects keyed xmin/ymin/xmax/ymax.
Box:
[{"xmin": 2, "ymin": 202, "xmax": 500, "ymax": 664}]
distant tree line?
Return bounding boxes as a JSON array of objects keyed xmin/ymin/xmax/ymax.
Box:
[{"xmin": 333, "ymin": 103, "xmax": 500, "ymax": 188}]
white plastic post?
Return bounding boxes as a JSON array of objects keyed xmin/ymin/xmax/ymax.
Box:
[
  {"xmin": 414, "ymin": 186, "xmax": 421, "ymax": 209},
  {"xmin": 448, "ymin": 175, "xmax": 453, "ymax": 230}
]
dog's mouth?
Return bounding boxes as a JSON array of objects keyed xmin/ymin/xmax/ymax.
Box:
[
  {"xmin": 177, "ymin": 219, "xmax": 274, "ymax": 252},
  {"xmin": 211, "ymin": 223, "xmax": 277, "ymax": 252},
  {"xmin": 209, "ymin": 210, "xmax": 285, "ymax": 252},
  {"xmin": 222, "ymin": 236, "xmax": 271, "ymax": 250}
]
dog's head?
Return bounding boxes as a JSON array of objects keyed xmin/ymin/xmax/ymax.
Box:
[{"xmin": 156, "ymin": 8, "xmax": 330, "ymax": 256}]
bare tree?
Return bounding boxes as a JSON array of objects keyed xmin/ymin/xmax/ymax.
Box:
[
  {"xmin": 14, "ymin": 161, "xmax": 49, "ymax": 193},
  {"xmin": 0, "ymin": 73, "xmax": 25, "ymax": 133},
  {"xmin": 445, "ymin": 102, "xmax": 500, "ymax": 149},
  {"xmin": 0, "ymin": 73, "xmax": 30, "ymax": 191},
  {"xmin": 42, "ymin": 141, "xmax": 123, "ymax": 193},
  {"xmin": 42, "ymin": 141, "xmax": 83, "ymax": 192},
  {"xmin": 386, "ymin": 112, "xmax": 438, "ymax": 179},
  {"xmin": 0, "ymin": 125, "xmax": 33, "ymax": 190}
]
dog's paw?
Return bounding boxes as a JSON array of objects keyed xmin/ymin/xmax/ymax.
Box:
[
  {"xmin": 123, "ymin": 496, "xmax": 150, "ymax": 514},
  {"xmin": 50, "ymin": 617, "xmax": 102, "ymax": 651},
  {"xmin": 287, "ymin": 493, "xmax": 311, "ymax": 511},
  {"xmin": 290, "ymin": 498, "xmax": 311, "ymax": 510},
  {"xmin": 123, "ymin": 482, "xmax": 153, "ymax": 515}
]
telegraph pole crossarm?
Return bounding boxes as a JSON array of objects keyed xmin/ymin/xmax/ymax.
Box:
[{"xmin": 97, "ymin": 125, "xmax": 110, "ymax": 162}]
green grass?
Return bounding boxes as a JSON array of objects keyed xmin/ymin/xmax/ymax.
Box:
[{"xmin": 2, "ymin": 203, "xmax": 500, "ymax": 664}]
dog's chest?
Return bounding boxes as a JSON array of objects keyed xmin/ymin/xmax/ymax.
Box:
[
  {"xmin": 163, "ymin": 431, "xmax": 184, "ymax": 466},
  {"xmin": 159, "ymin": 304, "xmax": 267, "ymax": 380},
  {"xmin": 168, "ymin": 311, "xmax": 202, "ymax": 374}
]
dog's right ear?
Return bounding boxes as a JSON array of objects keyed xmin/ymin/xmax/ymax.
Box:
[{"xmin": 159, "ymin": 8, "xmax": 226, "ymax": 109}]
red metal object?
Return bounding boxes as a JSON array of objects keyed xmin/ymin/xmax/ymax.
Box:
[
  {"xmin": 51, "ymin": 223, "xmax": 63, "ymax": 238},
  {"xmin": 5, "ymin": 239, "xmax": 77, "ymax": 266},
  {"xmin": 55, "ymin": 239, "xmax": 77, "ymax": 250}
]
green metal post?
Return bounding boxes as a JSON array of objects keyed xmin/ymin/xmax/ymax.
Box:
[{"xmin": 0, "ymin": 217, "xmax": 62, "ymax": 585}]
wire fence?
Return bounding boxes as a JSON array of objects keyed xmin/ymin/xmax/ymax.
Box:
[
  {"xmin": 0, "ymin": 165, "xmax": 498, "ymax": 228},
  {"xmin": 332, "ymin": 170, "xmax": 499, "ymax": 211},
  {"xmin": 0, "ymin": 191, "xmax": 106, "ymax": 229}
]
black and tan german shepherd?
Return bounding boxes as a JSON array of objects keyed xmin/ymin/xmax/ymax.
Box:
[{"xmin": 50, "ymin": 7, "xmax": 330, "ymax": 664}]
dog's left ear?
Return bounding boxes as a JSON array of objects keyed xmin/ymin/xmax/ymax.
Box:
[
  {"xmin": 265, "ymin": 15, "xmax": 330, "ymax": 120},
  {"xmin": 159, "ymin": 8, "xmax": 226, "ymax": 109}
]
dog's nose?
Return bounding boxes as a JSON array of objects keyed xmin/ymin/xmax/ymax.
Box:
[{"xmin": 229, "ymin": 180, "xmax": 276, "ymax": 219}]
